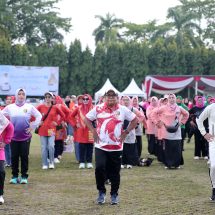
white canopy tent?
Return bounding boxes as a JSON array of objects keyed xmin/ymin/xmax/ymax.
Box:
[
  {"xmin": 94, "ymin": 78, "xmax": 120, "ymax": 102},
  {"xmin": 121, "ymin": 78, "xmax": 146, "ymax": 98}
]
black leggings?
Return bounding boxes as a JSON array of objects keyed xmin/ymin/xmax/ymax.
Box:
[{"xmin": 0, "ymin": 160, "xmax": 5, "ymax": 195}]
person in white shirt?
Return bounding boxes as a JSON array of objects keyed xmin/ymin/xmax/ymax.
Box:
[
  {"xmin": 2, "ymin": 88, "xmax": 42, "ymax": 184},
  {"xmin": 84, "ymin": 89, "xmax": 138, "ymax": 205},
  {"xmin": 196, "ymin": 103, "xmax": 215, "ymax": 201}
]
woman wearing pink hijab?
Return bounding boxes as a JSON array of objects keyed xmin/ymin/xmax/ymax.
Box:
[
  {"xmin": 189, "ymin": 96, "xmax": 208, "ymax": 160},
  {"xmin": 131, "ymin": 96, "xmax": 147, "ymax": 159},
  {"xmin": 146, "ymin": 96, "xmax": 158, "ymax": 155},
  {"xmin": 153, "ymin": 94, "xmax": 189, "ymax": 169},
  {"xmin": 154, "ymin": 97, "xmax": 168, "ymax": 163},
  {"xmin": 121, "ymin": 96, "xmax": 145, "ymax": 168}
]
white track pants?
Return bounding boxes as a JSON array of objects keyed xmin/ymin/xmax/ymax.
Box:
[{"xmin": 209, "ymin": 141, "xmax": 215, "ymax": 188}]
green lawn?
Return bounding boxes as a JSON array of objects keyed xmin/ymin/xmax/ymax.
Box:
[{"xmin": 1, "ymin": 135, "xmax": 214, "ymax": 215}]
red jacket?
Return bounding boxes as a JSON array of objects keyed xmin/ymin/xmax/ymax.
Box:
[
  {"xmin": 37, "ymin": 104, "xmax": 65, "ymax": 136},
  {"xmin": 55, "ymin": 104, "xmax": 70, "ymax": 140},
  {"xmin": 70, "ymin": 106, "xmax": 94, "ymax": 144},
  {"xmin": 70, "ymin": 94, "xmax": 94, "ymax": 144}
]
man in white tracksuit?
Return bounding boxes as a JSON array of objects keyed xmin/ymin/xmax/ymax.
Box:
[{"xmin": 196, "ymin": 103, "xmax": 215, "ymax": 201}]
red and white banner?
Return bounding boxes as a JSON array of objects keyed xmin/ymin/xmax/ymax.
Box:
[
  {"xmin": 144, "ymin": 76, "xmax": 215, "ymax": 97},
  {"xmin": 144, "ymin": 76, "xmax": 194, "ymax": 97},
  {"xmin": 201, "ymin": 77, "xmax": 215, "ymax": 88}
]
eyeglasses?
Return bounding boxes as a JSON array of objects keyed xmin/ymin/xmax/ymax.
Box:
[{"xmin": 83, "ymin": 98, "xmax": 89, "ymax": 101}]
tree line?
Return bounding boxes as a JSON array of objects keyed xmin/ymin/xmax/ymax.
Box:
[{"xmin": 0, "ymin": 0, "xmax": 215, "ymax": 97}]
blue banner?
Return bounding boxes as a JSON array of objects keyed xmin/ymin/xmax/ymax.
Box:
[{"xmin": 0, "ymin": 65, "xmax": 59, "ymax": 96}]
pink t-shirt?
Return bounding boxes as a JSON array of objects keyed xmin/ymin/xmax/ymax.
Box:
[
  {"xmin": 146, "ymin": 106, "xmax": 157, "ymax": 135},
  {"xmin": 86, "ymin": 103, "xmax": 136, "ymax": 151},
  {"xmin": 0, "ymin": 122, "xmax": 14, "ymax": 160},
  {"xmin": 152, "ymin": 105, "xmax": 189, "ymax": 140}
]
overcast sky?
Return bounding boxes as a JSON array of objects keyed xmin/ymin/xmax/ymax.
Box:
[{"xmin": 57, "ymin": 0, "xmax": 181, "ymax": 51}]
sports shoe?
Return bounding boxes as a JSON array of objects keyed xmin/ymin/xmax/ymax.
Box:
[
  {"xmin": 121, "ymin": 165, "xmax": 125, "ymax": 169},
  {"xmin": 42, "ymin": 165, "xmax": 48, "ymax": 170},
  {"xmin": 210, "ymin": 188, "xmax": 215, "ymax": 201},
  {"xmin": 86, "ymin": 163, "xmax": 93, "ymax": 169},
  {"xmin": 96, "ymin": 191, "xmax": 106, "ymax": 204},
  {"xmin": 10, "ymin": 177, "xmax": 18, "ymax": 184},
  {"xmin": 204, "ymin": 156, "xmax": 209, "ymax": 160},
  {"xmin": 127, "ymin": 165, "xmax": 132, "ymax": 169},
  {"xmin": 54, "ymin": 158, "xmax": 60, "ymax": 163},
  {"xmin": 110, "ymin": 193, "xmax": 119, "ymax": 205},
  {"xmin": 49, "ymin": 163, "xmax": 55, "ymax": 169},
  {"xmin": 79, "ymin": 163, "xmax": 85, "ymax": 169},
  {"xmin": 20, "ymin": 178, "xmax": 28, "ymax": 184},
  {"xmin": 194, "ymin": 156, "xmax": 200, "ymax": 160},
  {"xmin": 0, "ymin": 196, "xmax": 4, "ymax": 204}
]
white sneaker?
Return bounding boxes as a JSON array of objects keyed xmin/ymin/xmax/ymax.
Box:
[
  {"xmin": 121, "ymin": 165, "xmax": 125, "ymax": 169},
  {"xmin": 58, "ymin": 155, "xmax": 62, "ymax": 160},
  {"xmin": 49, "ymin": 163, "xmax": 55, "ymax": 169},
  {"xmin": 42, "ymin": 165, "xmax": 48, "ymax": 170},
  {"xmin": 0, "ymin": 195, "xmax": 4, "ymax": 204},
  {"xmin": 194, "ymin": 156, "xmax": 200, "ymax": 160},
  {"xmin": 127, "ymin": 165, "xmax": 133, "ymax": 169},
  {"xmin": 204, "ymin": 156, "xmax": 209, "ymax": 160},
  {"xmin": 54, "ymin": 158, "xmax": 60, "ymax": 163},
  {"xmin": 86, "ymin": 163, "xmax": 93, "ymax": 169},
  {"xmin": 79, "ymin": 163, "xmax": 85, "ymax": 169}
]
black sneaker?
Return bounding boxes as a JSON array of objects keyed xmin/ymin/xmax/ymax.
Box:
[
  {"xmin": 110, "ymin": 193, "xmax": 119, "ymax": 205},
  {"xmin": 96, "ymin": 191, "xmax": 106, "ymax": 204},
  {"xmin": 210, "ymin": 188, "xmax": 215, "ymax": 201}
]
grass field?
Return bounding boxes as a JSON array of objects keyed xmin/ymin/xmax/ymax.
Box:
[{"xmin": 0, "ymin": 135, "xmax": 215, "ymax": 215}]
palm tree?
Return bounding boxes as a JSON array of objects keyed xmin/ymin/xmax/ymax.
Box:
[
  {"xmin": 167, "ymin": 6, "xmax": 202, "ymax": 48},
  {"xmin": 93, "ymin": 13, "xmax": 124, "ymax": 47}
]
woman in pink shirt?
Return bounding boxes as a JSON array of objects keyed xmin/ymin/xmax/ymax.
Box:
[
  {"xmin": 0, "ymin": 112, "xmax": 14, "ymax": 204},
  {"xmin": 131, "ymin": 96, "xmax": 147, "ymax": 159},
  {"xmin": 155, "ymin": 97, "xmax": 168, "ymax": 163},
  {"xmin": 153, "ymin": 94, "xmax": 189, "ymax": 169},
  {"xmin": 146, "ymin": 96, "xmax": 158, "ymax": 155}
]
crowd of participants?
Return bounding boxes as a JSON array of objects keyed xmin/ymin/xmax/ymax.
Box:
[{"xmin": 0, "ymin": 88, "xmax": 215, "ymax": 205}]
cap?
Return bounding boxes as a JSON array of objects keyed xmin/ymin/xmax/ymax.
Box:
[
  {"xmin": 105, "ymin": 89, "xmax": 118, "ymax": 96},
  {"xmin": 44, "ymin": 92, "xmax": 54, "ymax": 98}
]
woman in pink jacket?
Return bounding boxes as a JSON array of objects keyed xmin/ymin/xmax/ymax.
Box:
[
  {"xmin": 146, "ymin": 96, "xmax": 158, "ymax": 155},
  {"xmin": 0, "ymin": 112, "xmax": 14, "ymax": 204},
  {"xmin": 153, "ymin": 94, "xmax": 189, "ymax": 169},
  {"xmin": 155, "ymin": 97, "xmax": 168, "ymax": 163},
  {"xmin": 131, "ymin": 96, "xmax": 147, "ymax": 159}
]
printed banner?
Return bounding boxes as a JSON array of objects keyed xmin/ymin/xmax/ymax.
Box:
[{"xmin": 0, "ymin": 65, "xmax": 59, "ymax": 96}]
